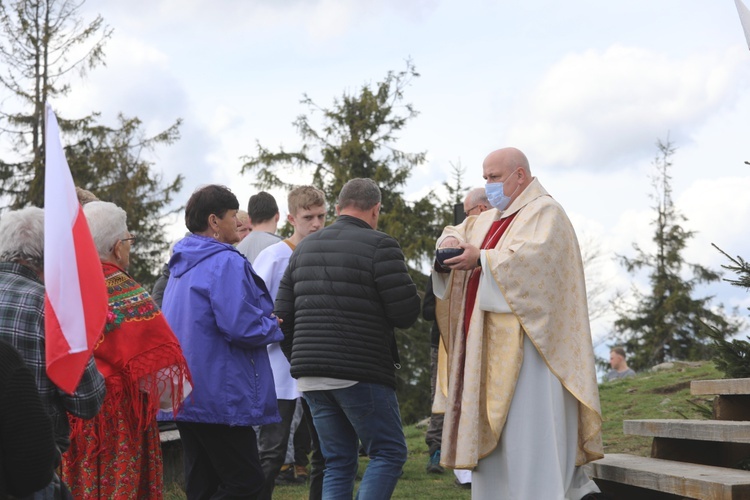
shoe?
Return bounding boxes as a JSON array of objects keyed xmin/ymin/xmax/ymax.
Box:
[
  {"xmin": 426, "ymin": 449, "xmax": 444, "ymax": 474},
  {"xmin": 454, "ymin": 478, "xmax": 471, "ymax": 489},
  {"xmin": 294, "ymin": 465, "xmax": 309, "ymax": 483},
  {"xmin": 275, "ymin": 464, "xmax": 305, "ymax": 485}
]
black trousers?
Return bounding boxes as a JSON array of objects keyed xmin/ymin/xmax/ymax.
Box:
[
  {"xmin": 256, "ymin": 398, "xmax": 324, "ymax": 500},
  {"xmin": 257, "ymin": 399, "xmax": 297, "ymax": 500},
  {"xmin": 425, "ymin": 345, "xmax": 444, "ymax": 454},
  {"xmin": 177, "ymin": 421, "xmax": 264, "ymax": 500}
]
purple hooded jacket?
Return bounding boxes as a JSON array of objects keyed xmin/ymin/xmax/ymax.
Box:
[{"xmin": 161, "ymin": 234, "xmax": 283, "ymax": 426}]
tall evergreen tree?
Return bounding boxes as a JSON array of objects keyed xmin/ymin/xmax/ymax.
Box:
[
  {"xmin": 241, "ymin": 60, "xmax": 442, "ymax": 268},
  {"xmin": 241, "ymin": 61, "xmax": 446, "ymax": 422},
  {"xmin": 706, "ymin": 241, "xmax": 750, "ymax": 378},
  {"xmin": 0, "ymin": 0, "xmax": 111, "ymax": 208},
  {"xmin": 439, "ymin": 160, "xmax": 468, "ymax": 227},
  {"xmin": 612, "ymin": 138, "xmax": 740, "ymax": 370},
  {"xmin": 64, "ymin": 115, "xmax": 183, "ymax": 288},
  {"xmin": 0, "ymin": 0, "xmax": 183, "ymax": 286}
]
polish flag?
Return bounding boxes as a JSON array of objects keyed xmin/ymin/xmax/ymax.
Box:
[{"xmin": 44, "ymin": 103, "xmax": 107, "ymax": 394}]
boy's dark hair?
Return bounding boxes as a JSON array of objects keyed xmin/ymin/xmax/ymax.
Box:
[{"xmin": 247, "ymin": 191, "xmax": 279, "ymax": 224}]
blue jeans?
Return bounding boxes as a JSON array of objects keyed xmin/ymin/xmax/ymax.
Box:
[{"xmin": 303, "ymin": 383, "xmax": 407, "ymax": 500}]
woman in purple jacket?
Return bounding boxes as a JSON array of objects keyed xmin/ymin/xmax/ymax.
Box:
[{"xmin": 162, "ymin": 184, "xmax": 283, "ymax": 500}]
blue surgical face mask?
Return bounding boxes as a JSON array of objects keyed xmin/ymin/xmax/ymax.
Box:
[
  {"xmin": 485, "ymin": 169, "xmax": 521, "ymax": 210},
  {"xmin": 485, "ymin": 181, "xmax": 514, "ymax": 210},
  {"xmin": 485, "ymin": 182, "xmax": 508, "ymax": 210}
]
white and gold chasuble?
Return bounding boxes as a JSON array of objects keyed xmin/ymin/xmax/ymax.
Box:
[{"xmin": 433, "ymin": 178, "xmax": 603, "ymax": 470}]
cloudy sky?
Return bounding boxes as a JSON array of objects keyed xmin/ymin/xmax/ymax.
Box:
[{"xmin": 46, "ymin": 0, "xmax": 750, "ymax": 345}]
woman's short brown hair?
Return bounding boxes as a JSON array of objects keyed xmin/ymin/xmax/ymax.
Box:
[{"xmin": 185, "ymin": 185, "xmax": 239, "ymax": 233}]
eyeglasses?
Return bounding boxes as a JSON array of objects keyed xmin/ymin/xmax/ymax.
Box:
[
  {"xmin": 464, "ymin": 205, "xmax": 480, "ymax": 217},
  {"xmin": 109, "ymin": 235, "xmax": 136, "ymax": 253}
]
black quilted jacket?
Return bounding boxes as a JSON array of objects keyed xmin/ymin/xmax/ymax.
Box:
[{"xmin": 275, "ymin": 215, "xmax": 420, "ymax": 388}]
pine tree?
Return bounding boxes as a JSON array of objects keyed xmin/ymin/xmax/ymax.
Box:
[
  {"xmin": 241, "ymin": 61, "xmax": 446, "ymax": 422},
  {"xmin": 64, "ymin": 114, "xmax": 183, "ymax": 287},
  {"xmin": 0, "ymin": 0, "xmax": 111, "ymax": 208},
  {"xmin": 612, "ymin": 138, "xmax": 741, "ymax": 370},
  {"xmin": 714, "ymin": 245, "xmax": 750, "ymax": 291},
  {"xmin": 440, "ymin": 160, "xmax": 469, "ymax": 227},
  {"xmin": 707, "ymin": 244, "xmax": 750, "ymax": 378},
  {"xmin": 241, "ymin": 59, "xmax": 443, "ymax": 268},
  {"xmin": 0, "ymin": 0, "xmax": 183, "ymax": 286}
]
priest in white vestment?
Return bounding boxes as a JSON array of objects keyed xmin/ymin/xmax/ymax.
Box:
[{"xmin": 432, "ymin": 147, "xmax": 604, "ymax": 500}]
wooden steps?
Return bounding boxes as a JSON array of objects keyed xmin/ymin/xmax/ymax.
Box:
[
  {"xmin": 591, "ymin": 454, "xmax": 750, "ymax": 500},
  {"xmin": 692, "ymin": 379, "xmax": 750, "ymax": 421},
  {"xmin": 624, "ymin": 419, "xmax": 750, "ymax": 444},
  {"xmin": 623, "ymin": 419, "xmax": 750, "ymax": 470},
  {"xmin": 590, "ymin": 377, "xmax": 750, "ymax": 499},
  {"xmin": 692, "ymin": 379, "xmax": 750, "ymax": 396}
]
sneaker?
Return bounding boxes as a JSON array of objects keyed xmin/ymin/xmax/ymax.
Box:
[{"xmin": 426, "ymin": 449, "xmax": 444, "ymax": 474}]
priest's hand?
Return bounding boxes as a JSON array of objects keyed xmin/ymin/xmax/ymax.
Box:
[{"xmin": 444, "ymin": 243, "xmax": 481, "ymax": 271}]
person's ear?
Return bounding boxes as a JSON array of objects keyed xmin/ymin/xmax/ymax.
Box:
[
  {"xmin": 287, "ymin": 213, "xmax": 295, "ymax": 225},
  {"xmin": 112, "ymin": 240, "xmax": 123, "ymax": 262},
  {"xmin": 335, "ymin": 204, "xmax": 341, "ymax": 216}
]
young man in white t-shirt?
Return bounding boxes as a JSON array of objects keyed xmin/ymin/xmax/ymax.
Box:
[{"xmin": 253, "ymin": 186, "xmax": 327, "ymax": 500}]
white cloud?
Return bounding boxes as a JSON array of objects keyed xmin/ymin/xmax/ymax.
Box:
[
  {"xmin": 679, "ymin": 175, "xmax": 750, "ymax": 269},
  {"xmin": 93, "ymin": 0, "xmax": 440, "ymax": 44},
  {"xmin": 508, "ymin": 45, "xmax": 750, "ymax": 170}
]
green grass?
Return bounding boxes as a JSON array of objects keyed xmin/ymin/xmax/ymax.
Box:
[
  {"xmin": 165, "ymin": 424, "xmax": 469, "ymax": 500},
  {"xmin": 271, "ymin": 425, "xmax": 470, "ymax": 500},
  {"xmin": 166, "ymin": 361, "xmax": 723, "ymax": 499},
  {"xmin": 599, "ymin": 361, "xmax": 721, "ymax": 456}
]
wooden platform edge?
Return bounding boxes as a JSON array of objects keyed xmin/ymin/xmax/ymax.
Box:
[
  {"xmin": 691, "ymin": 379, "xmax": 750, "ymax": 396},
  {"xmin": 589, "ymin": 453, "xmax": 750, "ymax": 499},
  {"xmin": 623, "ymin": 419, "xmax": 750, "ymax": 443}
]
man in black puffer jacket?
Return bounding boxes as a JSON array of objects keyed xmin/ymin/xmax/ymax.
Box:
[{"xmin": 276, "ymin": 178, "xmax": 419, "ymax": 500}]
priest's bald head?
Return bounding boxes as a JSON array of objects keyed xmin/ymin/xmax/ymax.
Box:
[{"xmin": 482, "ymin": 147, "xmax": 533, "ymax": 211}]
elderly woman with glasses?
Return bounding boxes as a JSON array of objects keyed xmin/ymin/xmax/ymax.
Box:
[
  {"xmin": 160, "ymin": 184, "xmax": 283, "ymax": 499},
  {"xmin": 61, "ymin": 201, "xmax": 191, "ymax": 500}
]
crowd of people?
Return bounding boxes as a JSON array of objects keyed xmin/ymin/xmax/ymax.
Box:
[{"xmin": 0, "ymin": 146, "xmax": 620, "ymax": 500}]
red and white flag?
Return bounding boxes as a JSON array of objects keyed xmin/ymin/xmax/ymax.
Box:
[
  {"xmin": 44, "ymin": 103, "xmax": 107, "ymax": 394},
  {"xmin": 736, "ymin": 0, "xmax": 750, "ymax": 50}
]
